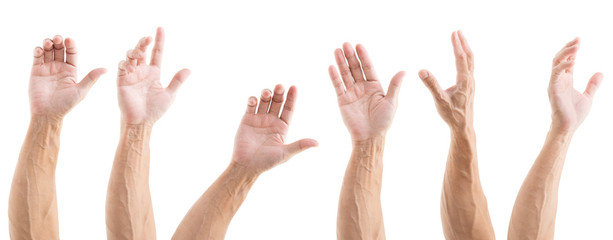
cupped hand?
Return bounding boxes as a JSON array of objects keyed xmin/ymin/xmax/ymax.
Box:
[
  {"xmin": 231, "ymin": 85, "xmax": 318, "ymax": 174},
  {"xmin": 548, "ymin": 38, "xmax": 603, "ymax": 134},
  {"xmin": 419, "ymin": 30, "xmax": 474, "ymax": 129},
  {"xmin": 117, "ymin": 27, "xmax": 191, "ymax": 125},
  {"xmin": 29, "ymin": 35, "xmax": 106, "ymax": 118},
  {"xmin": 327, "ymin": 43, "xmax": 405, "ymax": 141}
]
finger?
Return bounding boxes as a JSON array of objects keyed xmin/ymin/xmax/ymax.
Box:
[
  {"xmin": 385, "ymin": 71, "xmax": 405, "ymax": 103},
  {"xmin": 257, "ymin": 89, "xmax": 272, "ymax": 114},
  {"xmin": 457, "ymin": 30, "xmax": 474, "ymax": 71},
  {"xmin": 245, "ymin": 96, "xmax": 258, "ymax": 114},
  {"xmin": 355, "ymin": 44, "xmax": 379, "ymax": 81},
  {"xmin": 284, "ymin": 138, "xmax": 318, "ymax": 159},
  {"xmin": 33, "ymin": 47, "xmax": 44, "ymax": 65},
  {"xmin": 342, "ymin": 42, "xmax": 365, "ymax": 82},
  {"xmin": 418, "ymin": 69, "xmax": 445, "ymax": 99},
  {"xmin": 451, "ymin": 31, "xmax": 469, "ymax": 75},
  {"xmin": 563, "ymin": 37, "xmax": 580, "ymax": 48},
  {"xmin": 65, "ymin": 38, "xmax": 78, "ymax": 66},
  {"xmin": 134, "ymin": 37, "xmax": 152, "ymax": 65},
  {"xmin": 268, "ymin": 84, "xmax": 285, "ymax": 117},
  {"xmin": 150, "ymin": 27, "xmax": 165, "ymax": 67},
  {"xmin": 583, "ymin": 72, "xmax": 604, "ymax": 98},
  {"xmin": 328, "ymin": 65, "xmax": 345, "ymax": 96},
  {"xmin": 43, "ymin": 38, "xmax": 54, "ymax": 63},
  {"xmin": 52, "ymin": 35, "xmax": 65, "ymax": 62},
  {"xmin": 552, "ymin": 60, "xmax": 575, "ymax": 77},
  {"xmin": 553, "ymin": 44, "xmax": 580, "ymax": 67},
  {"xmin": 166, "ymin": 69, "xmax": 191, "ymax": 94},
  {"xmin": 77, "ymin": 68, "xmax": 107, "ymax": 94},
  {"xmin": 126, "ymin": 50, "xmax": 137, "ymax": 66},
  {"xmin": 117, "ymin": 60, "xmax": 133, "ymax": 77},
  {"xmin": 127, "ymin": 49, "xmax": 146, "ymax": 66},
  {"xmin": 280, "ymin": 86, "xmax": 297, "ymax": 124},
  {"xmin": 334, "ymin": 48, "xmax": 355, "ymax": 88}
]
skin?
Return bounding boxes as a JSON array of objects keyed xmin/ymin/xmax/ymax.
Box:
[
  {"xmin": 418, "ymin": 31, "xmax": 495, "ymax": 240},
  {"xmin": 172, "ymin": 85, "xmax": 317, "ymax": 240},
  {"xmin": 8, "ymin": 36, "xmax": 106, "ymax": 239},
  {"xmin": 508, "ymin": 38, "xmax": 603, "ymax": 240},
  {"xmin": 328, "ymin": 43, "xmax": 405, "ymax": 240},
  {"xmin": 105, "ymin": 27, "xmax": 191, "ymax": 240}
]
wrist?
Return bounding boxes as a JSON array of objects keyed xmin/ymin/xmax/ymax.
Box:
[
  {"xmin": 30, "ymin": 114, "xmax": 63, "ymax": 127},
  {"xmin": 548, "ymin": 125, "xmax": 574, "ymax": 141},
  {"xmin": 450, "ymin": 124, "xmax": 475, "ymax": 137},
  {"xmin": 227, "ymin": 161, "xmax": 260, "ymax": 181},
  {"xmin": 351, "ymin": 134, "xmax": 386, "ymax": 146}
]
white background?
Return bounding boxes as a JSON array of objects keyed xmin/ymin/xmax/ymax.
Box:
[{"xmin": 1, "ymin": 0, "xmax": 612, "ymax": 239}]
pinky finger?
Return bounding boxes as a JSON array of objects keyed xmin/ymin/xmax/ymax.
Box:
[
  {"xmin": 33, "ymin": 47, "xmax": 44, "ymax": 65},
  {"xmin": 584, "ymin": 72, "xmax": 604, "ymax": 98},
  {"xmin": 246, "ymin": 96, "xmax": 258, "ymax": 114}
]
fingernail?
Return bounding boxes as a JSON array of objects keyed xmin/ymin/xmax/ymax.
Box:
[{"xmin": 419, "ymin": 71, "xmax": 429, "ymax": 79}]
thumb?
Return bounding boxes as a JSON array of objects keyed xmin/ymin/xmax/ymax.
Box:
[
  {"xmin": 167, "ymin": 69, "xmax": 191, "ymax": 94},
  {"xmin": 418, "ymin": 69, "xmax": 444, "ymax": 99},
  {"xmin": 284, "ymin": 138, "xmax": 318, "ymax": 159},
  {"xmin": 78, "ymin": 68, "xmax": 107, "ymax": 94},
  {"xmin": 583, "ymin": 72, "xmax": 604, "ymax": 98},
  {"xmin": 385, "ymin": 71, "xmax": 405, "ymax": 103}
]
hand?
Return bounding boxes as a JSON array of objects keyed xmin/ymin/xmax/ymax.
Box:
[
  {"xmin": 117, "ymin": 27, "xmax": 191, "ymax": 125},
  {"xmin": 231, "ymin": 85, "xmax": 318, "ymax": 174},
  {"xmin": 548, "ymin": 38, "xmax": 603, "ymax": 134},
  {"xmin": 419, "ymin": 30, "xmax": 474, "ymax": 129},
  {"xmin": 29, "ymin": 35, "xmax": 106, "ymax": 119},
  {"xmin": 327, "ymin": 43, "xmax": 405, "ymax": 141}
]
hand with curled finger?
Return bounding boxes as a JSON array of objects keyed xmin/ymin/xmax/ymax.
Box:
[
  {"xmin": 30, "ymin": 35, "xmax": 106, "ymax": 119},
  {"xmin": 117, "ymin": 27, "xmax": 191, "ymax": 125}
]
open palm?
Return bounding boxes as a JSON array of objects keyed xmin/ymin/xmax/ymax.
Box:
[
  {"xmin": 548, "ymin": 38, "xmax": 603, "ymax": 133},
  {"xmin": 232, "ymin": 85, "xmax": 317, "ymax": 174},
  {"xmin": 328, "ymin": 43, "xmax": 404, "ymax": 141},
  {"xmin": 30, "ymin": 36, "xmax": 105, "ymax": 117},
  {"xmin": 117, "ymin": 27, "xmax": 190, "ymax": 125}
]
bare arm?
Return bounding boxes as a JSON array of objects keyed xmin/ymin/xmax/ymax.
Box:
[
  {"xmin": 328, "ymin": 43, "xmax": 405, "ymax": 240},
  {"xmin": 418, "ymin": 31, "xmax": 495, "ymax": 240},
  {"xmin": 106, "ymin": 27, "xmax": 190, "ymax": 240},
  {"xmin": 9, "ymin": 36, "xmax": 105, "ymax": 240},
  {"xmin": 172, "ymin": 85, "xmax": 317, "ymax": 240},
  {"xmin": 508, "ymin": 38, "xmax": 603, "ymax": 240}
]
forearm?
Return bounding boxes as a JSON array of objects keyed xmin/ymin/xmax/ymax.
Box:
[
  {"xmin": 9, "ymin": 116, "xmax": 62, "ymax": 240},
  {"xmin": 172, "ymin": 162, "xmax": 258, "ymax": 240},
  {"xmin": 441, "ymin": 126, "xmax": 494, "ymax": 240},
  {"xmin": 106, "ymin": 123, "xmax": 156, "ymax": 240},
  {"xmin": 337, "ymin": 136, "xmax": 386, "ymax": 240},
  {"xmin": 508, "ymin": 128, "xmax": 572, "ymax": 240}
]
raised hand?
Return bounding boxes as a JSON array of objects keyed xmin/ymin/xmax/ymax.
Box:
[
  {"xmin": 30, "ymin": 35, "xmax": 106, "ymax": 118},
  {"xmin": 548, "ymin": 38, "xmax": 603, "ymax": 133},
  {"xmin": 328, "ymin": 43, "xmax": 405, "ymax": 141},
  {"xmin": 231, "ymin": 85, "xmax": 318, "ymax": 174},
  {"xmin": 117, "ymin": 27, "xmax": 191, "ymax": 125},
  {"xmin": 419, "ymin": 31, "xmax": 474, "ymax": 129}
]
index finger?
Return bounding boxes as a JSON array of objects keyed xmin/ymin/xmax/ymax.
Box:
[{"xmin": 150, "ymin": 27, "xmax": 165, "ymax": 67}]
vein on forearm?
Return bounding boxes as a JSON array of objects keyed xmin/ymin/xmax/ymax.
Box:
[
  {"xmin": 9, "ymin": 116, "xmax": 62, "ymax": 240},
  {"xmin": 106, "ymin": 123, "xmax": 155, "ymax": 240},
  {"xmin": 337, "ymin": 137, "xmax": 386, "ymax": 240},
  {"xmin": 441, "ymin": 127, "xmax": 494, "ymax": 240},
  {"xmin": 508, "ymin": 130, "xmax": 571, "ymax": 240},
  {"xmin": 172, "ymin": 164, "xmax": 258, "ymax": 240}
]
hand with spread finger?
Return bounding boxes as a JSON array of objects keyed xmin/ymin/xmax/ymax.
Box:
[
  {"xmin": 106, "ymin": 27, "xmax": 190, "ymax": 240},
  {"xmin": 508, "ymin": 38, "xmax": 604, "ymax": 240},
  {"xmin": 172, "ymin": 85, "xmax": 317, "ymax": 240},
  {"xmin": 419, "ymin": 31, "xmax": 495, "ymax": 240},
  {"xmin": 331, "ymin": 43, "xmax": 405, "ymax": 240}
]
